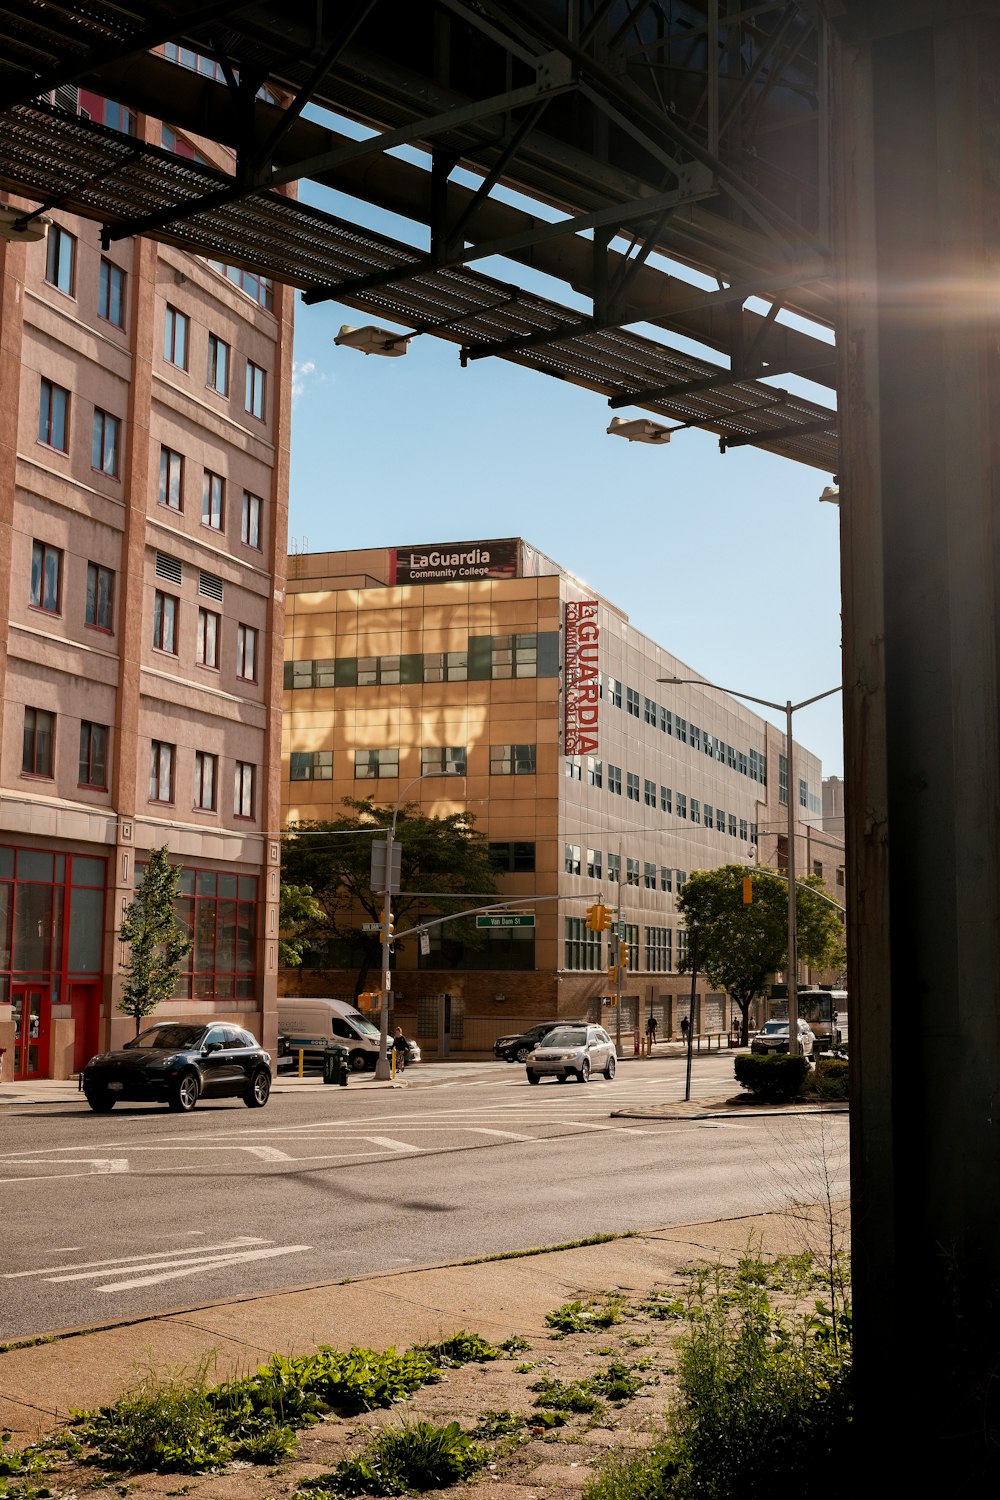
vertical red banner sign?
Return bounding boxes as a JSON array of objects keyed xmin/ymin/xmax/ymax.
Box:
[{"xmin": 564, "ymin": 600, "xmax": 600, "ymax": 754}]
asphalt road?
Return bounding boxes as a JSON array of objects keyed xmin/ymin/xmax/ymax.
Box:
[{"xmin": 0, "ymin": 1056, "xmax": 849, "ymax": 1341}]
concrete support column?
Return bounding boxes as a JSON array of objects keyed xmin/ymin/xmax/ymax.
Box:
[{"xmin": 833, "ymin": 7, "xmax": 1000, "ymax": 1475}]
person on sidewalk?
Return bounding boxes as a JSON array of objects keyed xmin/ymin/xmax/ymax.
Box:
[
  {"xmin": 392, "ymin": 1027, "xmax": 409, "ymax": 1072},
  {"xmin": 680, "ymin": 1015, "xmax": 690, "ymax": 1044},
  {"xmin": 645, "ymin": 1013, "xmax": 658, "ymax": 1049}
]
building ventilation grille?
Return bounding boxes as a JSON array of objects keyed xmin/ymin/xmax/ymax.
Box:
[
  {"xmin": 199, "ymin": 570, "xmax": 224, "ymax": 603},
  {"xmin": 155, "ymin": 551, "xmax": 182, "ymax": 585}
]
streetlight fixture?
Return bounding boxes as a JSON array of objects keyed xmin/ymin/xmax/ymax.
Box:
[
  {"xmin": 657, "ymin": 675, "xmax": 842, "ymax": 1055},
  {"xmin": 373, "ymin": 769, "xmax": 465, "ymax": 1081}
]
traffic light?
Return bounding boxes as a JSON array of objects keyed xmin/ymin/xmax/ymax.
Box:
[
  {"xmin": 620, "ymin": 942, "xmax": 630, "ymax": 972},
  {"xmin": 381, "ymin": 909, "xmax": 395, "ymax": 938},
  {"xmin": 586, "ymin": 903, "xmax": 611, "ymax": 932},
  {"xmin": 607, "ymin": 964, "xmax": 617, "ymax": 984},
  {"xmin": 742, "ymin": 876, "xmax": 753, "ymax": 904},
  {"xmin": 357, "ymin": 991, "xmax": 374, "ymax": 1011}
]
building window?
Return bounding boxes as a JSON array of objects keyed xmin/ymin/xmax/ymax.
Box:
[
  {"xmin": 98, "ymin": 259, "xmax": 126, "ymax": 327},
  {"xmin": 836, "ymin": 865, "xmax": 845, "ymax": 887},
  {"xmin": 812, "ymin": 859, "xmax": 824, "ymax": 879},
  {"xmin": 85, "ymin": 562, "xmax": 114, "ymax": 632},
  {"xmin": 704, "ymin": 804, "xmax": 714, "ymax": 829},
  {"xmin": 489, "ymin": 841, "xmax": 536, "ymax": 873},
  {"xmin": 355, "ymin": 748, "xmax": 399, "ymax": 779},
  {"xmin": 163, "ymin": 305, "xmax": 189, "ymax": 368},
  {"xmin": 160, "ymin": 863, "xmax": 259, "ymax": 1000},
  {"xmin": 587, "ymin": 847, "xmax": 602, "ymax": 879},
  {"xmin": 236, "ymin": 623, "xmax": 258, "ymax": 682},
  {"xmin": 660, "ymin": 866, "xmax": 672, "ymax": 892},
  {"xmin": 692, "ymin": 725, "xmax": 702, "ymax": 752},
  {"xmin": 565, "ymin": 756, "xmax": 582, "ymax": 780},
  {"xmin": 22, "ymin": 707, "xmax": 54, "ymax": 778},
  {"xmin": 677, "ymin": 928, "xmax": 690, "ymax": 966},
  {"xmin": 159, "ymin": 446, "xmax": 183, "ymax": 510},
  {"xmin": 193, "ymin": 750, "xmax": 217, "ymax": 810},
  {"xmin": 490, "ymin": 744, "xmax": 536, "ymax": 775},
  {"xmin": 676, "ymin": 793, "xmax": 687, "ymax": 818},
  {"xmin": 38, "ymin": 378, "xmax": 69, "ymax": 451},
  {"xmin": 739, "ymin": 818, "xmax": 748, "ymax": 840},
  {"xmin": 30, "ymin": 540, "xmax": 61, "ymax": 614},
  {"xmin": 626, "ymin": 686, "xmax": 640, "ymax": 717},
  {"xmin": 202, "ymin": 470, "xmax": 224, "ymax": 530},
  {"xmin": 607, "ymin": 852, "xmax": 621, "ymax": 883},
  {"xmin": 644, "ymin": 861, "xmax": 657, "ymax": 890},
  {"xmin": 564, "ymin": 917, "xmax": 602, "ymax": 971},
  {"xmin": 608, "ymin": 676, "xmax": 622, "ymax": 708},
  {"xmin": 91, "ymin": 409, "xmax": 121, "ymax": 477},
  {"xmin": 729, "ymin": 813, "xmax": 738, "ymax": 836},
  {"xmin": 645, "ymin": 926, "xmax": 672, "ymax": 973},
  {"xmin": 800, "ymin": 778, "xmax": 809, "ymax": 809},
  {"xmin": 78, "ymin": 721, "xmax": 108, "ymax": 788},
  {"xmin": 209, "ymin": 260, "xmax": 274, "ymax": 309},
  {"xmin": 626, "ymin": 857, "xmax": 640, "ymax": 886},
  {"xmin": 565, "ymin": 843, "xmax": 582, "ymax": 876},
  {"xmin": 44, "ymin": 225, "xmax": 76, "ymax": 295},
  {"xmin": 289, "ymin": 750, "xmax": 333, "ymax": 781},
  {"xmin": 358, "ymin": 654, "xmax": 403, "ymax": 686},
  {"xmin": 152, "ymin": 591, "xmax": 177, "ymax": 654},
  {"xmin": 660, "ymin": 706, "xmax": 671, "ymax": 734},
  {"xmin": 421, "ymin": 746, "xmax": 467, "ymax": 776},
  {"xmin": 491, "ymin": 633, "xmax": 536, "ymax": 678},
  {"xmin": 423, "ymin": 650, "xmax": 467, "ymax": 681},
  {"xmin": 626, "ymin": 771, "xmax": 640, "ymax": 802},
  {"xmin": 644, "ymin": 696, "xmax": 657, "ymax": 725},
  {"xmin": 691, "ymin": 798, "xmax": 701, "ymax": 824},
  {"xmin": 234, "ymin": 761, "xmax": 255, "ymax": 818},
  {"xmin": 206, "ymin": 333, "xmax": 230, "ymax": 395},
  {"xmin": 241, "ymin": 491, "xmax": 262, "ymax": 549},
  {"xmin": 149, "ymin": 740, "xmax": 174, "ymax": 802},
  {"xmin": 586, "ymin": 756, "xmax": 602, "ymax": 788},
  {"xmin": 196, "ymin": 608, "xmax": 220, "ymax": 668},
  {"xmin": 244, "ymin": 360, "xmax": 266, "ymax": 419},
  {"xmin": 608, "ymin": 763, "xmax": 622, "ymax": 795},
  {"xmin": 661, "ymin": 785, "xmax": 672, "ymax": 813},
  {"xmin": 644, "ymin": 777, "xmax": 656, "ymax": 807},
  {"xmin": 677, "ymin": 716, "xmax": 688, "ymax": 744}
]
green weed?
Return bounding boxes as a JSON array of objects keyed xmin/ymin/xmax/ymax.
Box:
[
  {"xmin": 529, "ymin": 1376, "xmax": 603, "ymax": 1415},
  {"xmin": 416, "ymin": 1330, "xmax": 526, "ymax": 1366},
  {"xmin": 304, "ymin": 1420, "xmax": 487, "ymax": 1496},
  {"xmin": 471, "ymin": 1409, "xmax": 524, "ymax": 1439},
  {"xmin": 545, "ymin": 1293, "xmax": 629, "ymax": 1333}
]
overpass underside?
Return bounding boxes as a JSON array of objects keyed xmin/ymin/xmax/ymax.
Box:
[{"xmin": 0, "ymin": 0, "xmax": 998, "ymax": 1478}]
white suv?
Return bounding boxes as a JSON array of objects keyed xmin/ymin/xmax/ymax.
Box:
[{"xmin": 526, "ymin": 1024, "xmax": 617, "ymax": 1084}]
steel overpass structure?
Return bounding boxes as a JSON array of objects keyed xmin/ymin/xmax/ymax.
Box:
[{"xmin": 0, "ymin": 0, "xmax": 998, "ymax": 1477}]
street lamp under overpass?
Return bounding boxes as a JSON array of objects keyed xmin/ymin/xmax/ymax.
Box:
[{"xmin": 657, "ymin": 675, "xmax": 842, "ymax": 1056}]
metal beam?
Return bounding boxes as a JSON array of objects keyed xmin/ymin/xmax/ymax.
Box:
[{"xmin": 718, "ymin": 414, "xmax": 835, "ymax": 450}]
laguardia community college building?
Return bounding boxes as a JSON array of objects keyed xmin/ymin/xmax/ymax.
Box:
[{"xmin": 283, "ymin": 539, "xmax": 842, "ymax": 1054}]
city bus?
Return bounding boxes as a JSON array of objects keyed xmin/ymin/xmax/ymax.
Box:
[{"xmin": 765, "ymin": 988, "xmax": 846, "ymax": 1054}]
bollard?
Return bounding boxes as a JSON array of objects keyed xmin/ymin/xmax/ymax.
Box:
[
  {"xmin": 633, "ymin": 1028, "xmax": 640, "ymax": 1055},
  {"xmin": 297, "ymin": 1047, "xmax": 304, "ymax": 1078},
  {"xmin": 390, "ymin": 1048, "xmax": 396, "ymax": 1080}
]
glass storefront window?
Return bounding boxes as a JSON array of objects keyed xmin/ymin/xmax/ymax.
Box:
[
  {"xmin": 13, "ymin": 883, "xmax": 53, "ymax": 970},
  {"xmin": 68, "ymin": 886, "xmax": 103, "ymax": 971},
  {"xmin": 18, "ymin": 850, "xmax": 53, "ymax": 882}
]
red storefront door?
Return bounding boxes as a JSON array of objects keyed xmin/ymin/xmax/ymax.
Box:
[
  {"xmin": 69, "ymin": 980, "xmax": 101, "ymax": 1074},
  {"xmin": 11, "ymin": 983, "xmax": 49, "ymax": 1079}
]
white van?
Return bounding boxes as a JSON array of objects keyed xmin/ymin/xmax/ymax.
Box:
[{"xmin": 277, "ymin": 997, "xmax": 383, "ymax": 1072}]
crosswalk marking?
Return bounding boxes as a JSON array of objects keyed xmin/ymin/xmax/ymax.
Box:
[
  {"xmin": 4, "ymin": 1237, "xmax": 312, "ymax": 1294},
  {"xmin": 4, "ymin": 1237, "xmax": 269, "ymax": 1279}
]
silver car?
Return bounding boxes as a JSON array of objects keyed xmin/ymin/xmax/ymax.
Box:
[
  {"xmin": 750, "ymin": 1019, "xmax": 815, "ymax": 1056},
  {"xmin": 526, "ymin": 1024, "xmax": 616, "ymax": 1084}
]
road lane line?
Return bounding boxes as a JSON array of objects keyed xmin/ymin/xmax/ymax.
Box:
[
  {"xmin": 101, "ymin": 1245, "xmax": 312, "ymax": 1291},
  {"xmin": 3, "ymin": 1237, "xmax": 267, "ymax": 1279},
  {"xmin": 464, "ymin": 1128, "xmax": 536, "ymax": 1141}
]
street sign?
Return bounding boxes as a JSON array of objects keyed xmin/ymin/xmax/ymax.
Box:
[
  {"xmin": 361, "ymin": 921, "xmax": 381, "ymax": 933},
  {"xmin": 370, "ymin": 839, "xmax": 401, "ymax": 893},
  {"xmin": 618, "ymin": 920, "xmax": 626, "ymax": 940},
  {"xmin": 475, "ymin": 913, "xmax": 535, "ymax": 928},
  {"xmin": 419, "ymin": 929, "xmax": 430, "ymax": 956}
]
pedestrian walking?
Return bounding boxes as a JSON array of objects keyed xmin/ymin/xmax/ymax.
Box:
[
  {"xmin": 645, "ymin": 1013, "xmax": 658, "ymax": 1048},
  {"xmin": 680, "ymin": 1014, "xmax": 690, "ymax": 1043}
]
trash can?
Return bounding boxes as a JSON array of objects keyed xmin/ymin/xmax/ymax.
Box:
[{"xmin": 323, "ymin": 1042, "xmax": 349, "ymax": 1086}]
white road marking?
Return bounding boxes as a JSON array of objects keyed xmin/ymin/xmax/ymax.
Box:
[
  {"xmin": 4, "ymin": 1237, "xmax": 267, "ymax": 1279},
  {"xmin": 465, "ymin": 1128, "xmax": 536, "ymax": 1141}
]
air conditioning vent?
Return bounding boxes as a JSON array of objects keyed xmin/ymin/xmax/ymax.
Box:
[
  {"xmin": 155, "ymin": 552, "xmax": 182, "ymax": 586},
  {"xmin": 199, "ymin": 570, "xmax": 224, "ymax": 603}
]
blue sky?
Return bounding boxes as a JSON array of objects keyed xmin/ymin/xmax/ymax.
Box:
[{"xmin": 286, "ymin": 134, "xmax": 844, "ymax": 778}]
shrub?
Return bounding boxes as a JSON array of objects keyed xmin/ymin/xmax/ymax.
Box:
[
  {"xmin": 307, "ymin": 1419, "xmax": 488, "ymax": 1496},
  {"xmin": 734, "ymin": 1053, "xmax": 809, "ymax": 1102},
  {"xmin": 806, "ymin": 1058, "xmax": 849, "ymax": 1100},
  {"xmin": 73, "ymin": 1365, "xmax": 232, "ymax": 1474}
]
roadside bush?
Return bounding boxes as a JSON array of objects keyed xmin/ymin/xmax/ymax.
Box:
[
  {"xmin": 734, "ymin": 1053, "xmax": 809, "ymax": 1102},
  {"xmin": 304, "ymin": 1419, "xmax": 488, "ymax": 1496},
  {"xmin": 804, "ymin": 1058, "xmax": 849, "ymax": 1100}
]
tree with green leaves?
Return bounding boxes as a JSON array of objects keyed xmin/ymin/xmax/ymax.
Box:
[
  {"xmin": 676, "ymin": 864, "xmax": 845, "ymax": 1045},
  {"xmin": 118, "ymin": 846, "xmax": 193, "ymax": 1035},
  {"xmin": 278, "ymin": 882, "xmax": 324, "ymax": 968},
  {"xmin": 282, "ymin": 797, "xmax": 499, "ymax": 996}
]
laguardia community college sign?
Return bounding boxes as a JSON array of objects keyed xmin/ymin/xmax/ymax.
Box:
[
  {"xmin": 564, "ymin": 599, "xmax": 600, "ymax": 755},
  {"xmin": 391, "ymin": 538, "xmax": 520, "ymax": 584}
]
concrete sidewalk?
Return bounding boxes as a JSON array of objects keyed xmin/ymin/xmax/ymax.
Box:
[{"xmin": 0, "ymin": 1204, "xmax": 848, "ymax": 1446}]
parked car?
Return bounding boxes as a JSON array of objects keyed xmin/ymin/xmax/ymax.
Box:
[
  {"xmin": 750, "ymin": 1019, "xmax": 815, "ymax": 1057},
  {"xmin": 494, "ymin": 1022, "xmax": 561, "ymax": 1063},
  {"xmin": 82, "ymin": 1023, "xmax": 272, "ymax": 1113},
  {"xmin": 526, "ymin": 1024, "xmax": 616, "ymax": 1084}
]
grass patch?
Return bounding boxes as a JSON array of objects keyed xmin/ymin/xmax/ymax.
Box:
[
  {"xmin": 545, "ymin": 1293, "xmax": 629, "ymax": 1333},
  {"xmin": 460, "ymin": 1232, "xmax": 632, "ymax": 1266},
  {"xmin": 584, "ymin": 1254, "xmax": 852, "ymax": 1500},
  {"xmin": 530, "ymin": 1376, "xmax": 604, "ymax": 1415},
  {"xmin": 471, "ymin": 1409, "xmax": 524, "ymax": 1440},
  {"xmin": 415, "ymin": 1331, "xmax": 527, "ymax": 1366},
  {"xmin": 302, "ymin": 1420, "xmax": 488, "ymax": 1496}
]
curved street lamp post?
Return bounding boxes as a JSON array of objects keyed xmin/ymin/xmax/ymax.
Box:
[{"xmin": 658, "ymin": 677, "xmax": 841, "ymax": 1056}]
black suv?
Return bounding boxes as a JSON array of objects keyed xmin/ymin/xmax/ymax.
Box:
[{"xmin": 494, "ymin": 1021, "xmax": 590, "ymax": 1063}]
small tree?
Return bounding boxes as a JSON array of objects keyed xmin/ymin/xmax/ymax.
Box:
[
  {"xmin": 677, "ymin": 864, "xmax": 845, "ymax": 1045},
  {"xmin": 278, "ymin": 882, "xmax": 324, "ymax": 968},
  {"xmin": 118, "ymin": 846, "xmax": 192, "ymax": 1035}
]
